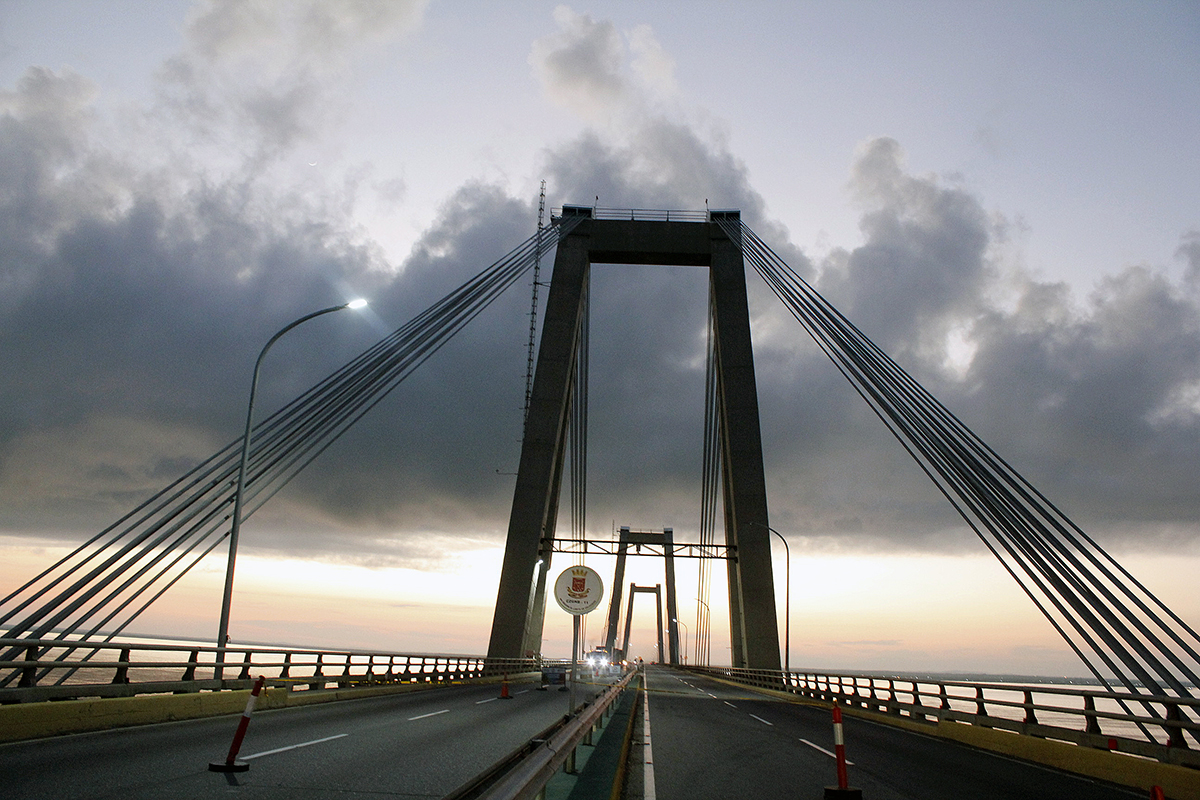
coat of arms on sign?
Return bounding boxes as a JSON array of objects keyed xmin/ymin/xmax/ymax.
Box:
[{"xmin": 569, "ymin": 568, "xmax": 589, "ymax": 598}]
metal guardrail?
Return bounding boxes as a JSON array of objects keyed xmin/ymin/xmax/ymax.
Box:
[
  {"xmin": 461, "ymin": 668, "xmax": 638, "ymax": 800},
  {"xmin": 0, "ymin": 637, "xmax": 545, "ymax": 703},
  {"xmin": 686, "ymin": 665, "xmax": 1200, "ymax": 768}
]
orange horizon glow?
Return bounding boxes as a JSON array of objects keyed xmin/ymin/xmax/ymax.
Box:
[{"xmin": 2, "ymin": 532, "xmax": 1197, "ymax": 677}]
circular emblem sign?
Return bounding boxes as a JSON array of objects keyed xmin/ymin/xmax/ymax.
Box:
[{"xmin": 553, "ymin": 565, "xmax": 604, "ymax": 615}]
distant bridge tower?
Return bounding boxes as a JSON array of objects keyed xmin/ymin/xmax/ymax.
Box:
[
  {"xmin": 603, "ymin": 527, "xmax": 681, "ymax": 665},
  {"xmin": 486, "ymin": 207, "xmax": 781, "ymax": 670}
]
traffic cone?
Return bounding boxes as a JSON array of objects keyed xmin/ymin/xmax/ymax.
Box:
[
  {"xmin": 209, "ymin": 676, "xmax": 266, "ymax": 772},
  {"xmin": 500, "ymin": 674, "xmax": 512, "ymax": 699},
  {"xmin": 823, "ymin": 703, "xmax": 863, "ymax": 799}
]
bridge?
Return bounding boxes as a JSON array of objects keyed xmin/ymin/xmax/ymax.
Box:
[{"xmin": 2, "ymin": 207, "xmax": 1199, "ymax": 798}]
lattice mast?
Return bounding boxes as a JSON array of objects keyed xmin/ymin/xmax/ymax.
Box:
[{"xmin": 523, "ymin": 181, "xmax": 546, "ymax": 424}]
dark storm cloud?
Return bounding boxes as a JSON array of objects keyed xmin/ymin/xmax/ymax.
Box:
[
  {"xmin": 768, "ymin": 139, "xmax": 1200, "ymax": 550},
  {"xmin": 1, "ymin": 3, "xmax": 1197, "ymax": 572}
]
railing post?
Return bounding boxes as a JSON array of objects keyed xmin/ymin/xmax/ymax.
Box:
[
  {"xmin": 279, "ymin": 652, "xmax": 291, "ymax": 679},
  {"xmin": 238, "ymin": 651, "xmax": 253, "ymax": 681},
  {"xmin": 1165, "ymin": 703, "xmax": 1187, "ymax": 749},
  {"xmin": 565, "ymin": 744, "xmax": 577, "ymax": 774},
  {"xmin": 308, "ymin": 653, "xmax": 324, "ymax": 691},
  {"xmin": 939, "ymin": 684, "xmax": 950, "ymax": 711},
  {"xmin": 1022, "ymin": 689, "xmax": 1038, "ymax": 725},
  {"xmin": 1083, "ymin": 694, "xmax": 1102, "ymax": 736},
  {"xmin": 182, "ymin": 649, "xmax": 199, "ymax": 681},
  {"xmin": 911, "ymin": 681, "xmax": 925, "ymax": 721},
  {"xmin": 974, "ymin": 686, "xmax": 988, "ymax": 718},
  {"xmin": 17, "ymin": 645, "xmax": 39, "ymax": 688},
  {"xmin": 111, "ymin": 647, "xmax": 131, "ymax": 685}
]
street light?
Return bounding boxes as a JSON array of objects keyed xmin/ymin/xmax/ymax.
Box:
[
  {"xmin": 673, "ymin": 618, "xmax": 689, "ymax": 664},
  {"xmin": 215, "ymin": 299, "xmax": 368, "ymax": 679},
  {"xmin": 754, "ymin": 523, "xmax": 791, "ymax": 675},
  {"xmin": 694, "ymin": 597, "xmax": 710, "ymax": 666}
]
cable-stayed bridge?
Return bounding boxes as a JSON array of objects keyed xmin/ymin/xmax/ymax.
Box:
[{"xmin": 1, "ymin": 207, "xmax": 1198, "ymax": 799}]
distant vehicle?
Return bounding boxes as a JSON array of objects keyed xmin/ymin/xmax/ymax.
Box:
[{"xmin": 585, "ymin": 647, "xmax": 617, "ymax": 674}]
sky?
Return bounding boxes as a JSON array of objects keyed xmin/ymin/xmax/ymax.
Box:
[{"xmin": 0, "ymin": 1, "xmax": 1198, "ymax": 676}]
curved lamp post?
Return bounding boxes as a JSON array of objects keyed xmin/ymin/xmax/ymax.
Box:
[
  {"xmin": 694, "ymin": 596, "xmax": 710, "ymax": 666},
  {"xmin": 215, "ymin": 299, "xmax": 367, "ymax": 678},
  {"xmin": 674, "ymin": 618, "xmax": 689, "ymax": 664},
  {"xmin": 754, "ymin": 522, "xmax": 791, "ymax": 675}
]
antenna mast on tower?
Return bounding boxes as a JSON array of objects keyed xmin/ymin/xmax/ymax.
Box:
[{"xmin": 523, "ymin": 181, "xmax": 546, "ymax": 424}]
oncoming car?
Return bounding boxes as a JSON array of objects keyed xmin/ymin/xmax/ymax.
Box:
[{"xmin": 584, "ymin": 648, "xmax": 616, "ymax": 675}]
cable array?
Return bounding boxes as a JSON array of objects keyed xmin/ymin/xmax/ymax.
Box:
[
  {"xmin": 569, "ymin": 270, "xmax": 590, "ymax": 567},
  {"xmin": 695, "ymin": 285, "xmax": 720, "ymax": 667},
  {"xmin": 0, "ymin": 215, "xmax": 582, "ymax": 679},
  {"xmin": 717, "ymin": 218, "xmax": 1200, "ymax": 725}
]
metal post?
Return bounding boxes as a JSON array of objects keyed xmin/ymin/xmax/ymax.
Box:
[
  {"xmin": 570, "ymin": 614, "xmax": 580, "ymax": 714},
  {"xmin": 695, "ymin": 597, "xmax": 711, "ymax": 666},
  {"xmin": 215, "ymin": 300, "xmax": 366, "ymax": 679}
]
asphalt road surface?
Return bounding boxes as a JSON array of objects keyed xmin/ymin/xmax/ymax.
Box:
[
  {"xmin": 642, "ymin": 666, "xmax": 1143, "ymax": 800},
  {"xmin": 1, "ymin": 676, "xmax": 596, "ymax": 799},
  {"xmin": 3, "ymin": 669, "xmax": 1151, "ymax": 799}
]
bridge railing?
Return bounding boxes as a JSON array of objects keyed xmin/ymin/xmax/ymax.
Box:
[
  {"xmin": 0, "ymin": 637, "xmax": 546, "ymax": 704},
  {"xmin": 685, "ymin": 665, "xmax": 1200, "ymax": 768}
]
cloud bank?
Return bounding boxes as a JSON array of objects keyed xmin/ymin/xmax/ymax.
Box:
[{"xmin": 0, "ymin": 3, "xmax": 1196, "ymax": 574}]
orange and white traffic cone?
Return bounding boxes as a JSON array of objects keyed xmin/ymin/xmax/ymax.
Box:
[
  {"xmin": 823, "ymin": 703, "xmax": 863, "ymax": 799},
  {"xmin": 209, "ymin": 676, "xmax": 266, "ymax": 772},
  {"xmin": 500, "ymin": 674, "xmax": 512, "ymax": 699}
]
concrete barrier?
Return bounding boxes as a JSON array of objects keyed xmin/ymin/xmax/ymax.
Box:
[{"xmin": 0, "ymin": 672, "xmax": 540, "ymax": 744}]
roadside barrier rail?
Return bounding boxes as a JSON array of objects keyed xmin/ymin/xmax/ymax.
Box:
[
  {"xmin": 460, "ymin": 668, "xmax": 637, "ymax": 800},
  {"xmin": 0, "ymin": 637, "xmax": 547, "ymax": 703},
  {"xmin": 685, "ymin": 665, "xmax": 1200, "ymax": 768}
]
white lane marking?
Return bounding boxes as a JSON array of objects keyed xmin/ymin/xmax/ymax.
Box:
[
  {"xmin": 724, "ymin": 701, "xmax": 737, "ymax": 708},
  {"xmin": 706, "ymin": 692, "xmax": 717, "ymax": 698},
  {"xmin": 243, "ymin": 733, "xmax": 348, "ymax": 760},
  {"xmin": 515, "ymin": 689, "xmax": 530, "ymax": 695},
  {"xmin": 407, "ymin": 709, "xmax": 450, "ymax": 721},
  {"xmin": 749, "ymin": 714, "xmax": 773, "ymax": 726},
  {"xmin": 643, "ymin": 688, "xmax": 656, "ymax": 800},
  {"xmin": 799, "ymin": 738, "xmax": 855, "ymax": 765},
  {"xmin": 476, "ymin": 697, "xmax": 497, "ymax": 704}
]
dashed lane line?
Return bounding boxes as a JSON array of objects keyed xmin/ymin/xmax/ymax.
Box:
[
  {"xmin": 407, "ymin": 709, "xmax": 450, "ymax": 721},
  {"xmin": 749, "ymin": 714, "xmax": 774, "ymax": 726},
  {"xmin": 799, "ymin": 738, "xmax": 855, "ymax": 765},
  {"xmin": 244, "ymin": 733, "xmax": 349, "ymax": 761}
]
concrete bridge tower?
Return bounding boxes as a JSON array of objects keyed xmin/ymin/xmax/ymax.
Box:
[{"xmin": 486, "ymin": 208, "xmax": 781, "ymax": 670}]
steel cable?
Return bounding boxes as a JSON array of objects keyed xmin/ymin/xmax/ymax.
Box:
[
  {"xmin": 719, "ymin": 218, "xmax": 1198, "ymax": 724},
  {"xmin": 1, "ymin": 217, "xmax": 580, "ymax": 676}
]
